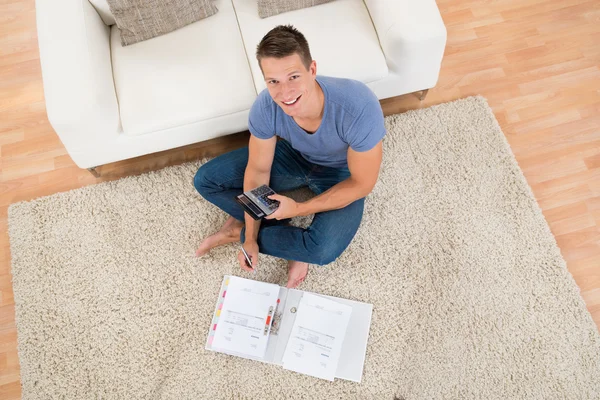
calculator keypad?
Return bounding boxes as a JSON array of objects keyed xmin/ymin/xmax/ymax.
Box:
[{"xmin": 253, "ymin": 186, "xmax": 279, "ymax": 211}]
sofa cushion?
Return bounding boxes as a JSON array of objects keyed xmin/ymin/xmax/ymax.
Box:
[
  {"xmin": 88, "ymin": 0, "xmax": 116, "ymax": 25},
  {"xmin": 110, "ymin": 0, "xmax": 257, "ymax": 136},
  {"xmin": 107, "ymin": 0, "xmax": 218, "ymax": 46},
  {"xmin": 232, "ymin": 0, "xmax": 388, "ymax": 94},
  {"xmin": 258, "ymin": 0, "xmax": 336, "ymax": 18}
]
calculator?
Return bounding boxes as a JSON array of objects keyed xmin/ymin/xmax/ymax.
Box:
[{"xmin": 235, "ymin": 185, "xmax": 280, "ymax": 220}]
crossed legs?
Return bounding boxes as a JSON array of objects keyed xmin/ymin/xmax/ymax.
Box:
[{"xmin": 193, "ymin": 141, "xmax": 364, "ymax": 287}]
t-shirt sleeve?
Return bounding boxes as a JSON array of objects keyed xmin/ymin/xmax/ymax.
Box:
[
  {"xmin": 345, "ymin": 95, "xmax": 386, "ymax": 152},
  {"xmin": 248, "ymin": 96, "xmax": 275, "ymax": 140}
]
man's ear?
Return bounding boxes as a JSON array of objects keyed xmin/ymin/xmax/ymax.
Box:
[{"xmin": 309, "ymin": 60, "xmax": 317, "ymax": 77}]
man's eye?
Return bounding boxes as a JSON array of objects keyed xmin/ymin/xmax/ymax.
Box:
[{"xmin": 290, "ymin": 75, "xmax": 299, "ymax": 80}]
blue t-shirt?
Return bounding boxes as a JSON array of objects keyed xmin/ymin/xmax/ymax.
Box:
[{"xmin": 248, "ymin": 75, "xmax": 386, "ymax": 169}]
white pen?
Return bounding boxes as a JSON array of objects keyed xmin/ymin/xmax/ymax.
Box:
[{"xmin": 240, "ymin": 245, "xmax": 255, "ymax": 273}]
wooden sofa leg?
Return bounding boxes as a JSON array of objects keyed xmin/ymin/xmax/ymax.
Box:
[
  {"xmin": 87, "ymin": 167, "xmax": 100, "ymax": 178},
  {"xmin": 419, "ymin": 89, "xmax": 429, "ymax": 101}
]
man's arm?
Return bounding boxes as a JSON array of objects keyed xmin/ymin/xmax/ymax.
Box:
[
  {"xmin": 298, "ymin": 141, "xmax": 382, "ymax": 215},
  {"xmin": 268, "ymin": 141, "xmax": 382, "ymax": 219},
  {"xmin": 243, "ymin": 135, "xmax": 277, "ymax": 240}
]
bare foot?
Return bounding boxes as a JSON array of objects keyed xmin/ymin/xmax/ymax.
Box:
[
  {"xmin": 196, "ymin": 216, "xmax": 243, "ymax": 257},
  {"xmin": 286, "ymin": 260, "xmax": 309, "ymax": 288}
]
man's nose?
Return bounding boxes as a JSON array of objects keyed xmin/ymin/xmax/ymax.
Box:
[{"xmin": 280, "ymin": 82, "xmax": 294, "ymax": 99}]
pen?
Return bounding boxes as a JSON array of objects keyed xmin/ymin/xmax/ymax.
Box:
[{"xmin": 240, "ymin": 245, "xmax": 255, "ymax": 273}]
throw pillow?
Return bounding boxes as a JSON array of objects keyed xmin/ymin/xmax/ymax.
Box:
[
  {"xmin": 107, "ymin": 0, "xmax": 218, "ymax": 46},
  {"xmin": 258, "ymin": 0, "xmax": 336, "ymax": 18}
]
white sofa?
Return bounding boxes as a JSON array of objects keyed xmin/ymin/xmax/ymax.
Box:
[{"xmin": 35, "ymin": 0, "xmax": 447, "ymax": 170}]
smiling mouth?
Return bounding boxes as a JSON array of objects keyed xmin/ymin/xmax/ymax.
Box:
[{"xmin": 282, "ymin": 95, "xmax": 301, "ymax": 106}]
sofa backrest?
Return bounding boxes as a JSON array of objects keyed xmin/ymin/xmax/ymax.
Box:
[{"xmin": 88, "ymin": 0, "xmax": 116, "ymax": 25}]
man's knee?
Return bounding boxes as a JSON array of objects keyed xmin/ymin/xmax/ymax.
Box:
[
  {"xmin": 193, "ymin": 164, "xmax": 215, "ymax": 198},
  {"xmin": 305, "ymin": 234, "xmax": 346, "ymax": 266},
  {"xmin": 314, "ymin": 249, "xmax": 341, "ymax": 266},
  {"xmin": 304, "ymin": 203, "xmax": 363, "ymax": 266},
  {"xmin": 193, "ymin": 147, "xmax": 248, "ymax": 198}
]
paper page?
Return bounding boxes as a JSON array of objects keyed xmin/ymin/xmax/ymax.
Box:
[
  {"xmin": 281, "ymin": 293, "xmax": 353, "ymax": 381},
  {"xmin": 211, "ymin": 276, "xmax": 280, "ymax": 359}
]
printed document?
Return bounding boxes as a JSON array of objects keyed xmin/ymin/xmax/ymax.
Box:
[
  {"xmin": 211, "ymin": 276, "xmax": 279, "ymax": 359},
  {"xmin": 282, "ymin": 293, "xmax": 353, "ymax": 381}
]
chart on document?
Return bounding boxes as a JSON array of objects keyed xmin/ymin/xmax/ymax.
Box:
[
  {"xmin": 210, "ymin": 276, "xmax": 280, "ymax": 359},
  {"xmin": 282, "ymin": 292, "xmax": 353, "ymax": 381}
]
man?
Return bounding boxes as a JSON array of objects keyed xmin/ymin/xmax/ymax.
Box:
[{"xmin": 194, "ymin": 24, "xmax": 385, "ymax": 288}]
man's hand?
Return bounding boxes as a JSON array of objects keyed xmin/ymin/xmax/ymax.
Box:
[
  {"xmin": 264, "ymin": 194, "xmax": 299, "ymax": 220},
  {"xmin": 238, "ymin": 240, "xmax": 259, "ymax": 272}
]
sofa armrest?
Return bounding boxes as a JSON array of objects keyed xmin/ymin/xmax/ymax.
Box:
[
  {"xmin": 363, "ymin": 0, "xmax": 447, "ymax": 86},
  {"xmin": 35, "ymin": 0, "xmax": 121, "ymax": 167}
]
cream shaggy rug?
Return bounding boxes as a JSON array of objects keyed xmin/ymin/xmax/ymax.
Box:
[{"xmin": 8, "ymin": 96, "xmax": 600, "ymax": 399}]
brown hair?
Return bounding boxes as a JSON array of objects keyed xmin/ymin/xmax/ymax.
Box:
[{"xmin": 256, "ymin": 25, "xmax": 312, "ymax": 72}]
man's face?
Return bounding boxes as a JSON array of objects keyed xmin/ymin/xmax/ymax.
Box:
[{"xmin": 260, "ymin": 53, "xmax": 317, "ymax": 118}]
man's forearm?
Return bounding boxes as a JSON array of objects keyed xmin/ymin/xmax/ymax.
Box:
[
  {"xmin": 243, "ymin": 169, "xmax": 270, "ymax": 242},
  {"xmin": 244, "ymin": 214, "xmax": 261, "ymax": 242},
  {"xmin": 296, "ymin": 178, "xmax": 371, "ymax": 217}
]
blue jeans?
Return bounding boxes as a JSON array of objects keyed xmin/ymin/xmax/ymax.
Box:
[{"xmin": 193, "ymin": 140, "xmax": 365, "ymax": 266}]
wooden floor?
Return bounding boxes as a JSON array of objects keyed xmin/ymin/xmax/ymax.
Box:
[{"xmin": 1, "ymin": 0, "xmax": 599, "ymax": 397}]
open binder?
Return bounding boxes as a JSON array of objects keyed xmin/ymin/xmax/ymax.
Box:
[{"xmin": 205, "ymin": 275, "xmax": 373, "ymax": 382}]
